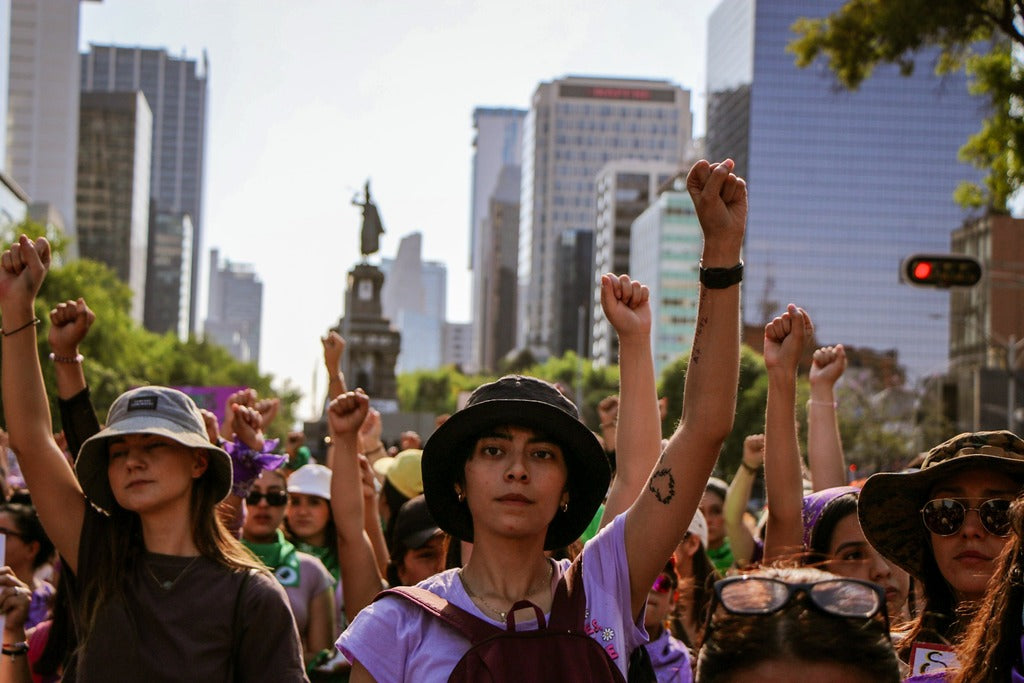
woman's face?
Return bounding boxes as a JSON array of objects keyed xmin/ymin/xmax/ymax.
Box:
[
  {"xmin": 107, "ymin": 434, "xmax": 207, "ymax": 515},
  {"xmin": 826, "ymin": 511, "xmax": 910, "ymax": 615},
  {"xmin": 397, "ymin": 534, "xmax": 446, "ymax": 585},
  {"xmin": 0, "ymin": 512, "xmax": 35, "ymax": 577},
  {"xmin": 700, "ymin": 491, "xmax": 725, "ymax": 548},
  {"xmin": 927, "ymin": 467, "xmax": 1019, "ymax": 602},
  {"xmin": 643, "ymin": 571, "xmax": 676, "ymax": 632},
  {"xmin": 243, "ymin": 472, "xmax": 288, "ymax": 541},
  {"xmin": 286, "ymin": 493, "xmax": 330, "ymax": 542},
  {"xmin": 462, "ymin": 424, "xmax": 568, "ymax": 544}
]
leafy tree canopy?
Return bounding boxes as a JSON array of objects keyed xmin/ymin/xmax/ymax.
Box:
[
  {"xmin": 789, "ymin": 0, "xmax": 1024, "ymax": 210},
  {"xmin": 0, "ymin": 222, "xmax": 299, "ymax": 440}
]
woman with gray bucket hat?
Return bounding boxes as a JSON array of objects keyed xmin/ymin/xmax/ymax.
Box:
[
  {"xmin": 335, "ymin": 159, "xmax": 747, "ymax": 681},
  {"xmin": 858, "ymin": 429, "xmax": 1024, "ymax": 670},
  {"xmin": 0, "ymin": 235, "xmax": 307, "ymax": 680}
]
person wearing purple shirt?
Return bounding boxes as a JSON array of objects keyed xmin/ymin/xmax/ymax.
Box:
[
  {"xmin": 333, "ymin": 159, "xmax": 748, "ymax": 682},
  {"xmin": 643, "ymin": 560, "xmax": 692, "ymax": 683}
]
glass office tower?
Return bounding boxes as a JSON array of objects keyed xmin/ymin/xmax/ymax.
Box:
[{"xmin": 706, "ymin": 0, "xmax": 986, "ymax": 381}]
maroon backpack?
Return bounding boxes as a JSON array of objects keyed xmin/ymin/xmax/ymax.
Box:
[{"xmin": 377, "ymin": 556, "xmax": 627, "ymax": 682}]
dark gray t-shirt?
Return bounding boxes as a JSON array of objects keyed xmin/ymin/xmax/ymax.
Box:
[{"xmin": 70, "ymin": 507, "xmax": 308, "ymax": 682}]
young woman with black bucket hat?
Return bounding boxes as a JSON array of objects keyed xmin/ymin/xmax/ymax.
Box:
[{"xmin": 334, "ymin": 158, "xmax": 747, "ymax": 682}]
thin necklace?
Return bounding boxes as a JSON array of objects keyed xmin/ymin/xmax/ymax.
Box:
[
  {"xmin": 459, "ymin": 560, "xmax": 554, "ymax": 621},
  {"xmin": 145, "ymin": 555, "xmax": 201, "ymax": 591}
]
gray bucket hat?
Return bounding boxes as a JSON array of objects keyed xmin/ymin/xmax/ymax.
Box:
[{"xmin": 76, "ymin": 386, "xmax": 233, "ymax": 513}]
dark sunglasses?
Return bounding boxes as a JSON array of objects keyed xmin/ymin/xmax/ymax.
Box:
[
  {"xmin": 920, "ymin": 498, "xmax": 1012, "ymax": 537},
  {"xmin": 651, "ymin": 574, "xmax": 675, "ymax": 594},
  {"xmin": 246, "ymin": 490, "xmax": 288, "ymax": 507},
  {"xmin": 709, "ymin": 576, "xmax": 887, "ymax": 628}
]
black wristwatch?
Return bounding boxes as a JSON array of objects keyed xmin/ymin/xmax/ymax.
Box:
[{"xmin": 699, "ymin": 261, "xmax": 744, "ymax": 289}]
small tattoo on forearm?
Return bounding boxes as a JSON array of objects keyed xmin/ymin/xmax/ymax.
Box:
[{"xmin": 648, "ymin": 468, "xmax": 676, "ymax": 504}]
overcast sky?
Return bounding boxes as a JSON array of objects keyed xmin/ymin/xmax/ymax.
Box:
[{"xmin": 80, "ymin": 0, "xmax": 718, "ymax": 421}]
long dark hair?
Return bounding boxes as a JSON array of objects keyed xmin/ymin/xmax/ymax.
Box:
[
  {"xmin": 953, "ymin": 496, "xmax": 1024, "ymax": 682},
  {"xmin": 670, "ymin": 535, "xmax": 720, "ymax": 649},
  {"xmin": 76, "ymin": 450, "xmax": 263, "ymax": 652}
]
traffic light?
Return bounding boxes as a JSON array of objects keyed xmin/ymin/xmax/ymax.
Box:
[{"xmin": 901, "ymin": 254, "xmax": 982, "ymax": 288}]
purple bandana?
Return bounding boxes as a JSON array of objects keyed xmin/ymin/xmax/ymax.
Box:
[{"xmin": 801, "ymin": 486, "xmax": 859, "ymax": 550}]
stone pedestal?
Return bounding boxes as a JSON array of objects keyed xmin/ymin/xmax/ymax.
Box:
[{"xmin": 333, "ymin": 263, "xmax": 401, "ymax": 405}]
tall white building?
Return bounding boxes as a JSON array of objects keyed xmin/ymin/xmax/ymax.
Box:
[
  {"xmin": 591, "ymin": 160, "xmax": 680, "ymax": 366},
  {"xmin": 518, "ymin": 75, "xmax": 692, "ymax": 357},
  {"xmin": 469, "ymin": 107, "xmax": 525, "ymax": 372},
  {"xmin": 5, "ymin": 0, "xmax": 92, "ymax": 251},
  {"xmin": 629, "ymin": 181, "xmax": 703, "ymax": 379},
  {"xmin": 380, "ymin": 233, "xmax": 448, "ymax": 374},
  {"xmin": 205, "ymin": 249, "xmax": 263, "ymax": 365}
]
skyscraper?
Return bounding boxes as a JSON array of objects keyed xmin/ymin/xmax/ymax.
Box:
[
  {"xmin": 477, "ymin": 165, "xmax": 521, "ymax": 373},
  {"xmin": 591, "ymin": 160, "xmax": 680, "ymax": 366},
  {"xmin": 205, "ymin": 249, "xmax": 262, "ymax": 365},
  {"xmin": 705, "ymin": 0, "xmax": 987, "ymax": 380},
  {"xmin": 81, "ymin": 44, "xmax": 208, "ymax": 333},
  {"xmin": 144, "ymin": 211, "xmax": 193, "ymax": 340},
  {"xmin": 469, "ymin": 107, "xmax": 525, "ymax": 372},
  {"xmin": 518, "ymin": 75, "xmax": 692, "ymax": 357},
  {"xmin": 76, "ymin": 91, "xmax": 152, "ymax": 323},
  {"xmin": 380, "ymin": 233, "xmax": 448, "ymax": 374},
  {"xmin": 5, "ymin": 0, "xmax": 90, "ymax": 248}
]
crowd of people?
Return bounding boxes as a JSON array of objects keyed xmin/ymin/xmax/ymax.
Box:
[{"xmin": 0, "ymin": 158, "xmax": 1018, "ymax": 681}]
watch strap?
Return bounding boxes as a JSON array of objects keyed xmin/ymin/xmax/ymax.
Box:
[{"xmin": 699, "ymin": 261, "xmax": 744, "ymax": 289}]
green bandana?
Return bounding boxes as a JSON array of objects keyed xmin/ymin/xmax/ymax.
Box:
[
  {"xmin": 296, "ymin": 541, "xmax": 339, "ymax": 583},
  {"xmin": 243, "ymin": 529, "xmax": 301, "ymax": 587},
  {"xmin": 707, "ymin": 537, "xmax": 734, "ymax": 574}
]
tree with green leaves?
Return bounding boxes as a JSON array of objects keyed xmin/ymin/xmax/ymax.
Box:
[
  {"xmin": 0, "ymin": 223, "xmax": 299, "ymax": 440},
  {"xmin": 789, "ymin": 0, "xmax": 1021, "ymax": 210}
]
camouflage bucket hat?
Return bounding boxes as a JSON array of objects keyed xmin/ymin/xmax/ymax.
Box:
[{"xmin": 858, "ymin": 430, "xmax": 1024, "ymax": 580}]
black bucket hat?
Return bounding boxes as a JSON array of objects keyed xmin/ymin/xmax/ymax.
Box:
[{"xmin": 421, "ymin": 375, "xmax": 610, "ymax": 550}]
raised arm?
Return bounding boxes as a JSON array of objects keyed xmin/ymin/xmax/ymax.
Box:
[
  {"xmin": 806, "ymin": 345, "xmax": 848, "ymax": 491},
  {"xmin": 327, "ymin": 390, "xmax": 386, "ymax": 622},
  {"xmin": 599, "ymin": 274, "xmax": 659, "ymax": 528},
  {"xmin": 49, "ymin": 298, "xmax": 100, "ymax": 458},
  {"xmin": 623, "ymin": 159, "xmax": 745, "ymax": 618},
  {"xmin": 762, "ymin": 305, "xmax": 811, "ymax": 563},
  {"xmin": 724, "ymin": 434, "xmax": 763, "ymax": 567},
  {"xmin": 322, "ymin": 331, "xmax": 348, "ymax": 401},
  {"xmin": 0, "ymin": 236, "xmax": 85, "ymax": 573}
]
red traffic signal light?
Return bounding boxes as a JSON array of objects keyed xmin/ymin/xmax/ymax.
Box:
[{"xmin": 901, "ymin": 254, "xmax": 982, "ymax": 288}]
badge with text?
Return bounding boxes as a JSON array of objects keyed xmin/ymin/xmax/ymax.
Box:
[{"xmin": 909, "ymin": 641, "xmax": 958, "ymax": 674}]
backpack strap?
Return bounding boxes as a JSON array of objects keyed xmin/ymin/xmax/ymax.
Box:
[
  {"xmin": 548, "ymin": 554, "xmax": 587, "ymax": 632},
  {"xmin": 377, "ymin": 586, "xmax": 504, "ymax": 644}
]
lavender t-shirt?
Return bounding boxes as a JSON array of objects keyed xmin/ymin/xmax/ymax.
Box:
[
  {"xmin": 337, "ymin": 512, "xmax": 647, "ymax": 681},
  {"xmin": 644, "ymin": 629, "xmax": 693, "ymax": 683}
]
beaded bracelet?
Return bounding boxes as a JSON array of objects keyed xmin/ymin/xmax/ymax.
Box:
[{"xmin": 49, "ymin": 351, "xmax": 85, "ymax": 363}]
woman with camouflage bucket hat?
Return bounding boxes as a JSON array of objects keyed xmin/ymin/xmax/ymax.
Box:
[
  {"xmin": 858, "ymin": 429, "xmax": 1024, "ymax": 666},
  {"xmin": 0, "ymin": 236, "xmax": 307, "ymax": 681}
]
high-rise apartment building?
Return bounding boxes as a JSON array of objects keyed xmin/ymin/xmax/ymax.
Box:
[
  {"xmin": 705, "ymin": 0, "xmax": 986, "ymax": 380},
  {"xmin": 469, "ymin": 107, "xmax": 525, "ymax": 372},
  {"xmin": 477, "ymin": 165, "xmax": 521, "ymax": 372},
  {"xmin": 629, "ymin": 181, "xmax": 704, "ymax": 378},
  {"xmin": 591, "ymin": 160, "xmax": 679, "ymax": 366},
  {"xmin": 5, "ymin": 0, "xmax": 91, "ymax": 249},
  {"xmin": 518, "ymin": 76, "xmax": 692, "ymax": 358},
  {"xmin": 205, "ymin": 249, "xmax": 262, "ymax": 365},
  {"xmin": 76, "ymin": 91, "xmax": 152, "ymax": 323},
  {"xmin": 81, "ymin": 45, "xmax": 208, "ymax": 333},
  {"xmin": 144, "ymin": 211, "xmax": 193, "ymax": 340}
]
